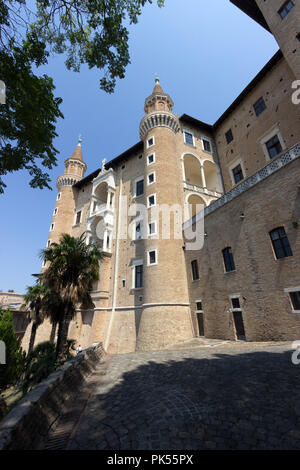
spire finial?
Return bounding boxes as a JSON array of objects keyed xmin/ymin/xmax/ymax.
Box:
[
  {"xmin": 78, "ymin": 134, "xmax": 82, "ymax": 146},
  {"xmin": 155, "ymin": 75, "xmax": 159, "ymax": 84}
]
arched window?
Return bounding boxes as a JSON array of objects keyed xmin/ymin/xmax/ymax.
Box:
[
  {"xmin": 270, "ymin": 227, "xmax": 293, "ymax": 259},
  {"xmin": 222, "ymin": 247, "xmax": 235, "ymax": 272}
]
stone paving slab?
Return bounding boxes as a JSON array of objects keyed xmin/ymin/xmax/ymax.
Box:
[{"xmin": 59, "ymin": 341, "xmax": 300, "ymax": 450}]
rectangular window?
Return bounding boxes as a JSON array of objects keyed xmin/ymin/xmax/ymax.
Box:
[
  {"xmin": 202, "ymin": 138, "xmax": 212, "ymax": 153},
  {"xmin": 148, "ymin": 250, "xmax": 157, "ymax": 266},
  {"xmin": 184, "ymin": 131, "xmax": 194, "ymax": 146},
  {"xmin": 297, "ymin": 33, "xmax": 300, "ymax": 42},
  {"xmin": 223, "ymin": 247, "xmax": 236, "ymax": 272},
  {"xmin": 135, "ymin": 264, "xmax": 143, "ymax": 288},
  {"xmin": 225, "ymin": 129, "xmax": 233, "ymax": 144},
  {"xmin": 290, "ymin": 292, "xmax": 300, "ymax": 311},
  {"xmin": 47, "ymin": 240, "xmax": 51, "ymax": 248},
  {"xmin": 196, "ymin": 301, "xmax": 202, "ymax": 312},
  {"xmin": 57, "ymin": 193, "xmax": 61, "ymax": 200},
  {"xmin": 191, "ymin": 260, "xmax": 199, "ymax": 280},
  {"xmin": 75, "ymin": 211, "xmax": 82, "ymax": 225},
  {"xmin": 231, "ymin": 297, "xmax": 241, "ymax": 309},
  {"xmin": 266, "ymin": 135, "xmax": 282, "ymax": 159},
  {"xmin": 147, "ymin": 194, "xmax": 156, "ymax": 208},
  {"xmin": 253, "ymin": 97, "xmax": 267, "ymax": 116},
  {"xmin": 148, "ymin": 221, "xmax": 157, "ymax": 236},
  {"xmin": 147, "ymin": 137, "xmax": 154, "ymax": 148},
  {"xmin": 136, "ymin": 179, "xmax": 144, "ymax": 196},
  {"xmin": 147, "ymin": 153, "xmax": 155, "ymax": 166},
  {"xmin": 147, "ymin": 172, "xmax": 155, "ymax": 185},
  {"xmin": 270, "ymin": 227, "xmax": 293, "ymax": 259},
  {"xmin": 232, "ymin": 164, "xmax": 244, "ymax": 184},
  {"xmin": 278, "ymin": 1, "xmax": 294, "ymax": 19},
  {"xmin": 50, "ymin": 223, "xmax": 55, "ymax": 231},
  {"xmin": 53, "ymin": 208, "xmax": 58, "ymax": 216}
]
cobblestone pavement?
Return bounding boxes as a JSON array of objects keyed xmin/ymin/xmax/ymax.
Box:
[{"xmin": 60, "ymin": 340, "xmax": 300, "ymax": 450}]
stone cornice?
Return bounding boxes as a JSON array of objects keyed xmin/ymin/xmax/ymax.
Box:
[
  {"xmin": 56, "ymin": 174, "xmax": 81, "ymax": 189},
  {"xmin": 139, "ymin": 111, "xmax": 180, "ymax": 140}
]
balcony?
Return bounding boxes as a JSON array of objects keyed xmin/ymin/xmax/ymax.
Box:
[{"xmin": 184, "ymin": 181, "xmax": 223, "ymax": 199}]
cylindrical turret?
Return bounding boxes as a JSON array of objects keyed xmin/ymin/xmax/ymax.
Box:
[
  {"xmin": 44, "ymin": 138, "xmax": 87, "ymax": 253},
  {"xmin": 136, "ymin": 80, "xmax": 194, "ymax": 351}
]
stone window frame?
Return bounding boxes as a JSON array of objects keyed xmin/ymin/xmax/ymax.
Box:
[
  {"xmin": 201, "ymin": 136, "xmax": 212, "ymax": 153},
  {"xmin": 195, "ymin": 300, "xmax": 203, "ymax": 313},
  {"xmin": 53, "ymin": 207, "xmax": 58, "ymax": 216},
  {"xmin": 50, "ymin": 222, "xmax": 55, "ymax": 232},
  {"xmin": 147, "ymin": 152, "xmax": 156, "ymax": 166},
  {"xmin": 134, "ymin": 176, "xmax": 144, "ymax": 198},
  {"xmin": 131, "ymin": 259, "xmax": 144, "ymax": 290},
  {"xmin": 229, "ymin": 294, "xmax": 243, "ymax": 312},
  {"xmin": 147, "ymin": 248, "xmax": 158, "ymax": 267},
  {"xmin": 191, "ymin": 259, "xmax": 199, "ymax": 281},
  {"xmin": 147, "ymin": 136, "xmax": 155, "ymax": 149},
  {"xmin": 228, "ymin": 157, "xmax": 246, "ymax": 187},
  {"xmin": 259, "ymin": 126, "xmax": 286, "ymax": 163},
  {"xmin": 284, "ymin": 287, "xmax": 300, "ymax": 314},
  {"xmin": 147, "ymin": 171, "xmax": 156, "ymax": 186},
  {"xmin": 183, "ymin": 129, "xmax": 195, "ymax": 147},
  {"xmin": 269, "ymin": 226, "xmax": 293, "ymax": 260},
  {"xmin": 148, "ymin": 220, "xmax": 158, "ymax": 238},
  {"xmin": 147, "ymin": 193, "xmax": 157, "ymax": 209},
  {"xmin": 47, "ymin": 239, "xmax": 51, "ymax": 248},
  {"xmin": 74, "ymin": 208, "xmax": 83, "ymax": 226},
  {"xmin": 278, "ymin": 0, "xmax": 294, "ymax": 19},
  {"xmin": 57, "ymin": 192, "xmax": 61, "ymax": 200}
]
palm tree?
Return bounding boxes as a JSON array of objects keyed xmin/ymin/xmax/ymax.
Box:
[
  {"xmin": 23, "ymin": 284, "xmax": 47, "ymax": 354},
  {"xmin": 40, "ymin": 233, "xmax": 103, "ymax": 363}
]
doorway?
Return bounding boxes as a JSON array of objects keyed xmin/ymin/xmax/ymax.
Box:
[
  {"xmin": 233, "ymin": 311, "xmax": 246, "ymax": 340},
  {"xmin": 197, "ymin": 312, "xmax": 205, "ymax": 337}
]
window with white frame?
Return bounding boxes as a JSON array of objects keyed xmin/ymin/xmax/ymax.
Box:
[
  {"xmin": 260, "ymin": 128, "xmax": 285, "ymax": 161},
  {"xmin": 132, "ymin": 260, "xmax": 143, "ymax": 289},
  {"xmin": 230, "ymin": 296, "xmax": 242, "ymax": 311},
  {"xmin": 47, "ymin": 240, "xmax": 51, "ymax": 248},
  {"xmin": 50, "ymin": 223, "xmax": 55, "ymax": 231},
  {"xmin": 232, "ymin": 163, "xmax": 244, "ymax": 184},
  {"xmin": 184, "ymin": 130, "xmax": 194, "ymax": 146},
  {"xmin": 147, "ymin": 172, "xmax": 156, "ymax": 186},
  {"xmin": 284, "ymin": 287, "xmax": 300, "ymax": 313},
  {"xmin": 147, "ymin": 153, "xmax": 155, "ymax": 166},
  {"xmin": 196, "ymin": 300, "xmax": 203, "ymax": 312},
  {"xmin": 53, "ymin": 207, "xmax": 58, "ymax": 216},
  {"xmin": 147, "ymin": 249, "xmax": 158, "ymax": 266},
  {"xmin": 202, "ymin": 137, "xmax": 212, "ymax": 153},
  {"xmin": 148, "ymin": 221, "xmax": 157, "ymax": 237},
  {"xmin": 147, "ymin": 136, "xmax": 155, "ymax": 148},
  {"xmin": 147, "ymin": 193, "xmax": 156, "ymax": 208},
  {"xmin": 57, "ymin": 192, "xmax": 61, "ymax": 200}
]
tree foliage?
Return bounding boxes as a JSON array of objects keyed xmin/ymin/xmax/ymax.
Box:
[
  {"xmin": 0, "ymin": 0, "xmax": 164, "ymax": 192},
  {"xmin": 0, "ymin": 309, "xmax": 25, "ymax": 390},
  {"xmin": 40, "ymin": 233, "xmax": 103, "ymax": 362}
]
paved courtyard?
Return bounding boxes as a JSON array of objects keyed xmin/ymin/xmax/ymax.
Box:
[{"xmin": 44, "ymin": 339, "xmax": 300, "ymax": 450}]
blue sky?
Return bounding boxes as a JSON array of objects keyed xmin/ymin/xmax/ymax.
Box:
[{"xmin": 0, "ymin": 0, "xmax": 278, "ymax": 293}]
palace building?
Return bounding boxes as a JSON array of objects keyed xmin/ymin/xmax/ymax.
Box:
[{"xmin": 22, "ymin": 0, "xmax": 300, "ymax": 353}]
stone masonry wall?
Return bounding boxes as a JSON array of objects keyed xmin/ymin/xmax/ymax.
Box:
[{"xmin": 0, "ymin": 343, "xmax": 106, "ymax": 450}]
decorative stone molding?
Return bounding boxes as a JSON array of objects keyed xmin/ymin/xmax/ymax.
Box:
[
  {"xmin": 56, "ymin": 174, "xmax": 81, "ymax": 189},
  {"xmin": 64, "ymin": 158, "xmax": 86, "ymax": 172},
  {"xmin": 0, "ymin": 343, "xmax": 106, "ymax": 450},
  {"xmin": 139, "ymin": 111, "xmax": 180, "ymax": 140},
  {"xmin": 184, "ymin": 182, "xmax": 223, "ymax": 199},
  {"xmin": 184, "ymin": 143, "xmax": 300, "ymax": 228}
]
